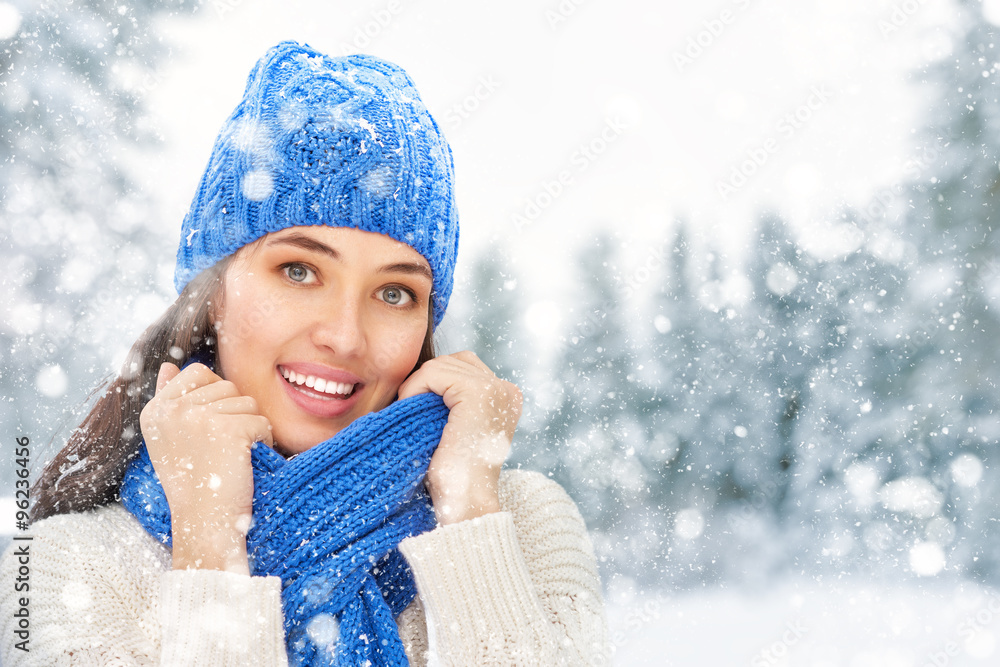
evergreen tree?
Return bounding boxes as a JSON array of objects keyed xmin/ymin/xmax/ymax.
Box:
[
  {"xmin": 758, "ymin": 213, "xmax": 911, "ymax": 575},
  {"xmin": 528, "ymin": 234, "xmax": 657, "ymax": 580},
  {"xmin": 855, "ymin": 0, "xmax": 1000, "ymax": 582},
  {"xmin": 467, "ymin": 248, "xmax": 522, "ymax": 389}
]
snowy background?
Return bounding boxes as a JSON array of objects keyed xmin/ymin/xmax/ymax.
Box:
[{"xmin": 3, "ymin": 0, "xmax": 1000, "ymax": 663}]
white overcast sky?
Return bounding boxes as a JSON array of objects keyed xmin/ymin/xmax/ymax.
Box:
[{"xmin": 132, "ymin": 0, "xmax": 981, "ymax": 346}]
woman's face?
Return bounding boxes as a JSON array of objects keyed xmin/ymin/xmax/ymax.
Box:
[{"xmin": 213, "ymin": 226, "xmax": 433, "ymax": 457}]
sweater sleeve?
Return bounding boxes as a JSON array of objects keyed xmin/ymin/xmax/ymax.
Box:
[
  {"xmin": 0, "ymin": 505, "xmax": 288, "ymax": 666},
  {"xmin": 398, "ymin": 469, "xmax": 610, "ymax": 666},
  {"xmin": 158, "ymin": 569, "xmax": 287, "ymax": 666}
]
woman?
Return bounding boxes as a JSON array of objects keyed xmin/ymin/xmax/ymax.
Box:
[{"xmin": 0, "ymin": 42, "xmax": 608, "ymax": 665}]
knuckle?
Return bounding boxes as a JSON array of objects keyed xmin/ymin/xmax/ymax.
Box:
[
  {"xmin": 252, "ymin": 414, "xmax": 272, "ymax": 433},
  {"xmin": 188, "ymin": 361, "xmax": 212, "ymax": 375},
  {"xmin": 141, "ymin": 396, "xmax": 170, "ymax": 422},
  {"xmin": 495, "ymin": 379, "xmax": 521, "ymax": 401},
  {"xmin": 489, "ymin": 379, "xmax": 506, "ymax": 399},
  {"xmin": 216, "ymin": 379, "xmax": 235, "ymax": 391}
]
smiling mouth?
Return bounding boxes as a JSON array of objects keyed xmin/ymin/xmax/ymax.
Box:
[{"xmin": 281, "ymin": 368, "xmax": 358, "ymax": 399}]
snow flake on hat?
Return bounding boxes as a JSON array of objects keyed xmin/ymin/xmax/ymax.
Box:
[
  {"xmin": 354, "ymin": 117, "xmax": 380, "ymax": 144},
  {"xmin": 361, "ymin": 164, "xmax": 396, "ymax": 198},
  {"xmin": 279, "ymin": 104, "xmax": 310, "ymax": 132},
  {"xmin": 295, "ymin": 52, "xmax": 327, "ymax": 73},
  {"xmin": 242, "ymin": 169, "xmax": 274, "ymax": 201},
  {"xmin": 230, "ymin": 118, "xmax": 271, "ymax": 155}
]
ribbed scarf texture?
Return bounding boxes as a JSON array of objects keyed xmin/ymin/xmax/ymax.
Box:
[{"xmin": 120, "ymin": 384, "xmax": 449, "ymax": 666}]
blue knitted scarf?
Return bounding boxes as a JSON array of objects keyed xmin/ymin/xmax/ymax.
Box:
[{"xmin": 120, "ymin": 386, "xmax": 448, "ymax": 666}]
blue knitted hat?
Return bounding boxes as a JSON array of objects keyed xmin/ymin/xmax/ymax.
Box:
[{"xmin": 174, "ymin": 41, "xmax": 460, "ymax": 327}]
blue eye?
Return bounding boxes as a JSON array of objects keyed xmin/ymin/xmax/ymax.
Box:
[
  {"xmin": 381, "ymin": 286, "xmax": 413, "ymax": 306},
  {"xmin": 284, "ymin": 264, "xmax": 314, "ymax": 283}
]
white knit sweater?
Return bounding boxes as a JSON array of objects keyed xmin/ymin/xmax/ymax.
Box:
[{"xmin": 0, "ymin": 469, "xmax": 608, "ymax": 666}]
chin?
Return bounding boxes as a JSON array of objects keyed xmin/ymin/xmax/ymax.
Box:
[{"xmin": 272, "ymin": 433, "xmax": 328, "ymax": 458}]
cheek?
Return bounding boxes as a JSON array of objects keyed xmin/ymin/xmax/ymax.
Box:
[
  {"xmin": 216, "ymin": 285, "xmax": 283, "ymax": 368},
  {"xmin": 369, "ymin": 324, "xmax": 426, "ymax": 382}
]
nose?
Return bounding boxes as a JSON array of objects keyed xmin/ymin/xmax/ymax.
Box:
[{"xmin": 310, "ymin": 292, "xmax": 367, "ymax": 357}]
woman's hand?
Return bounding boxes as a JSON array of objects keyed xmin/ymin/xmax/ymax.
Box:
[
  {"xmin": 138, "ymin": 362, "xmax": 273, "ymax": 574},
  {"xmin": 397, "ymin": 351, "xmax": 522, "ymax": 525}
]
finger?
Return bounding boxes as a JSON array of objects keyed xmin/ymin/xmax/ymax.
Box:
[
  {"xmin": 425, "ymin": 354, "xmax": 489, "ymax": 378},
  {"xmin": 156, "ymin": 362, "xmax": 180, "ymax": 394},
  {"xmin": 157, "ymin": 363, "xmax": 229, "ymax": 401},
  {"xmin": 450, "ymin": 350, "xmax": 493, "ymax": 372},
  {"xmin": 397, "ymin": 349, "xmax": 513, "ymax": 403},
  {"xmin": 396, "ymin": 374, "xmax": 431, "ymax": 402},
  {"xmin": 432, "ymin": 353, "xmax": 501, "ymax": 385},
  {"xmin": 176, "ymin": 379, "xmax": 244, "ymax": 406},
  {"xmin": 397, "ymin": 364, "xmax": 463, "ymax": 404},
  {"xmin": 245, "ymin": 414, "xmax": 274, "ymax": 448},
  {"xmin": 209, "ymin": 395, "xmax": 260, "ymax": 415}
]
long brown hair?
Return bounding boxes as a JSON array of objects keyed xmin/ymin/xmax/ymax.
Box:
[{"xmin": 30, "ymin": 256, "xmax": 437, "ymax": 523}]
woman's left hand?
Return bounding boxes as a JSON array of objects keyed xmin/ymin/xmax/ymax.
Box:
[{"xmin": 397, "ymin": 351, "xmax": 522, "ymax": 525}]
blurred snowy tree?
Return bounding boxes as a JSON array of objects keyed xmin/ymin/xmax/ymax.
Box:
[
  {"xmin": 517, "ymin": 235, "xmax": 658, "ymax": 579},
  {"xmin": 637, "ymin": 216, "xmax": 872, "ymax": 586},
  {"xmin": 1, "ymin": 1, "xmax": 193, "ymax": 466},
  {"xmin": 739, "ymin": 213, "xmax": 911, "ymax": 578},
  {"xmin": 636, "ymin": 227, "xmax": 755, "ymax": 586},
  {"xmin": 467, "ymin": 248, "xmax": 522, "ymax": 388},
  {"xmin": 845, "ymin": 0, "xmax": 1000, "ymax": 582},
  {"xmin": 465, "ymin": 0, "xmax": 1000, "ymax": 588},
  {"xmin": 637, "ymin": 0, "xmax": 1000, "ymax": 588}
]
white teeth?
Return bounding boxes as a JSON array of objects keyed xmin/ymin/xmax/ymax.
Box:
[{"xmin": 281, "ymin": 368, "xmax": 354, "ymax": 397}]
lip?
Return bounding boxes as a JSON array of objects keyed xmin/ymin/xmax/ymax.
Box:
[{"xmin": 277, "ymin": 363, "xmax": 365, "ymax": 419}]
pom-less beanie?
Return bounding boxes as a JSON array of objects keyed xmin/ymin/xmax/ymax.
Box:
[{"xmin": 174, "ymin": 41, "xmax": 460, "ymax": 327}]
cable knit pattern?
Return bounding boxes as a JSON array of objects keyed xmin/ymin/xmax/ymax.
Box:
[{"xmin": 0, "ymin": 470, "xmax": 607, "ymax": 666}]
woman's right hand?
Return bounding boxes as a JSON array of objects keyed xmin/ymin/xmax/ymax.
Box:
[{"xmin": 138, "ymin": 361, "xmax": 272, "ymax": 574}]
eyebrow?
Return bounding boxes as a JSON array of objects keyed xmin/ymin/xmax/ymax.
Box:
[{"xmin": 266, "ymin": 233, "xmax": 433, "ymax": 281}]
